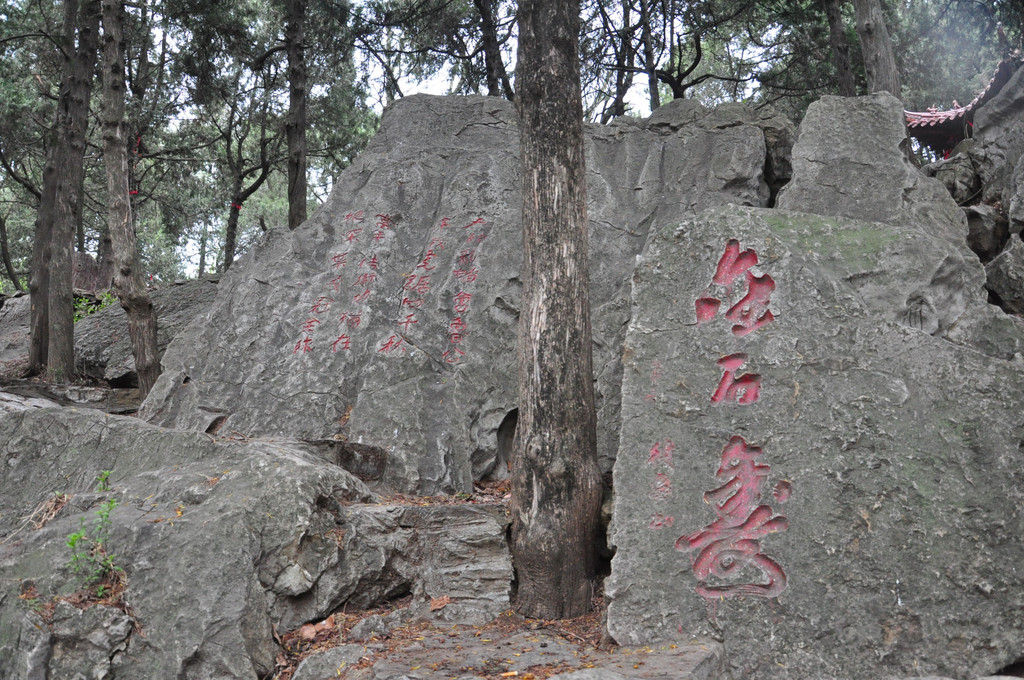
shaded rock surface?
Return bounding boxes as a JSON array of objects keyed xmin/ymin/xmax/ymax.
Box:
[
  {"xmin": 73, "ymin": 278, "xmax": 219, "ymax": 386},
  {"xmin": 140, "ymin": 94, "xmax": 790, "ymax": 495},
  {"xmin": 604, "ymin": 205, "xmax": 1024, "ymax": 679},
  {"xmin": 0, "ymin": 408, "xmax": 511, "ymax": 679},
  {"xmin": 986, "ymin": 236, "xmax": 1024, "ymax": 314},
  {"xmin": 0, "ymin": 294, "xmax": 29, "ymax": 378}
]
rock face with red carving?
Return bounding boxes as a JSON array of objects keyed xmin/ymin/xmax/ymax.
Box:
[
  {"xmin": 139, "ymin": 95, "xmax": 792, "ymax": 495},
  {"xmin": 607, "ymin": 90, "xmax": 1024, "ymax": 680}
]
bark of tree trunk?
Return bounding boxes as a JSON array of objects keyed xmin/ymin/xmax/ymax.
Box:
[
  {"xmin": 512, "ymin": 0, "xmax": 603, "ymax": 620},
  {"xmin": 285, "ymin": 0, "xmax": 308, "ymax": 230},
  {"xmin": 639, "ymin": 0, "xmax": 660, "ymax": 111},
  {"xmin": 0, "ymin": 213, "xmax": 24, "ymax": 292},
  {"xmin": 474, "ymin": 0, "xmax": 514, "ymax": 100},
  {"xmin": 101, "ymin": 0, "xmax": 160, "ymax": 398},
  {"xmin": 823, "ymin": 0, "xmax": 857, "ymax": 96},
  {"xmin": 224, "ymin": 199, "xmax": 241, "ymax": 271},
  {"xmin": 852, "ymin": 0, "xmax": 901, "ymax": 98},
  {"xmin": 40, "ymin": 0, "xmax": 101, "ymax": 381},
  {"xmin": 600, "ymin": 0, "xmax": 635, "ymax": 124}
]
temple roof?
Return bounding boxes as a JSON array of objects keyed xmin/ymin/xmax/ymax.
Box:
[{"xmin": 905, "ymin": 57, "xmax": 1019, "ymax": 154}]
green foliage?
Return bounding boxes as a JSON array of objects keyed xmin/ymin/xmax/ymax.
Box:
[
  {"xmin": 94, "ymin": 470, "xmax": 113, "ymax": 493},
  {"xmin": 66, "ymin": 496, "xmax": 123, "ymax": 597},
  {"xmin": 73, "ymin": 291, "xmax": 117, "ymax": 323}
]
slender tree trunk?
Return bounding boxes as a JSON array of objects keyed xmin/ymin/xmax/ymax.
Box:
[
  {"xmin": 852, "ymin": 0, "xmax": 901, "ymax": 98},
  {"xmin": 198, "ymin": 222, "xmax": 208, "ymax": 277},
  {"xmin": 224, "ymin": 193, "xmax": 242, "ymax": 270},
  {"xmin": 823, "ymin": 0, "xmax": 857, "ymax": 96},
  {"xmin": 600, "ymin": 0, "xmax": 635, "ymax": 123},
  {"xmin": 102, "ymin": 0, "xmax": 160, "ymax": 398},
  {"xmin": 0, "ymin": 213, "xmax": 24, "ymax": 292},
  {"xmin": 639, "ymin": 0, "xmax": 660, "ymax": 111},
  {"xmin": 285, "ymin": 0, "xmax": 308, "ymax": 230},
  {"xmin": 474, "ymin": 0, "xmax": 513, "ymax": 100},
  {"xmin": 512, "ymin": 0, "xmax": 603, "ymax": 620},
  {"xmin": 46, "ymin": 0, "xmax": 101, "ymax": 381}
]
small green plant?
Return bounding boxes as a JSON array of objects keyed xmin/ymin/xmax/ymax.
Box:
[
  {"xmin": 94, "ymin": 470, "xmax": 112, "ymax": 492},
  {"xmin": 73, "ymin": 291, "xmax": 118, "ymax": 322},
  {"xmin": 66, "ymin": 497, "xmax": 123, "ymax": 596}
]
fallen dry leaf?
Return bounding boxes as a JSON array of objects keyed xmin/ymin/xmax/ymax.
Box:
[{"xmin": 429, "ymin": 595, "xmax": 452, "ymax": 611}]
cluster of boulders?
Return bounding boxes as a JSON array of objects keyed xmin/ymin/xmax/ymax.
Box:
[{"xmin": 2, "ymin": 71, "xmax": 1024, "ymax": 679}]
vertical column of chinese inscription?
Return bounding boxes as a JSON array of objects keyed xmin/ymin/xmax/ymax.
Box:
[
  {"xmin": 676, "ymin": 238, "xmax": 791, "ymax": 600},
  {"xmin": 291, "ymin": 210, "xmax": 393, "ymax": 355},
  {"xmin": 376, "ymin": 216, "xmax": 488, "ymax": 360}
]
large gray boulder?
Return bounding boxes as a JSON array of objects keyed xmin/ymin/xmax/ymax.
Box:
[
  {"xmin": 73, "ymin": 278, "xmax": 220, "ymax": 386},
  {"xmin": 140, "ymin": 94, "xmax": 791, "ymax": 494},
  {"xmin": 778, "ymin": 92, "xmax": 1024, "ymax": 360},
  {"xmin": 605, "ymin": 205, "xmax": 1024, "ymax": 679},
  {"xmin": 973, "ymin": 63, "xmax": 1024, "ymax": 210},
  {"xmin": 0, "ymin": 408, "xmax": 509, "ymax": 679}
]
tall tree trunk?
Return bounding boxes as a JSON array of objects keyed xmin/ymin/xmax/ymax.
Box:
[
  {"xmin": 41, "ymin": 0, "xmax": 101, "ymax": 381},
  {"xmin": 102, "ymin": 0, "xmax": 160, "ymax": 398},
  {"xmin": 639, "ymin": 0, "xmax": 660, "ymax": 111},
  {"xmin": 823, "ymin": 0, "xmax": 857, "ymax": 96},
  {"xmin": 474, "ymin": 0, "xmax": 514, "ymax": 100},
  {"xmin": 285, "ymin": 0, "xmax": 308, "ymax": 230},
  {"xmin": 512, "ymin": 0, "xmax": 603, "ymax": 620},
  {"xmin": 0, "ymin": 213, "xmax": 24, "ymax": 292},
  {"xmin": 852, "ymin": 0, "xmax": 901, "ymax": 98},
  {"xmin": 224, "ymin": 199, "xmax": 241, "ymax": 271},
  {"xmin": 600, "ymin": 0, "xmax": 636, "ymax": 124},
  {"xmin": 198, "ymin": 222, "xmax": 208, "ymax": 277}
]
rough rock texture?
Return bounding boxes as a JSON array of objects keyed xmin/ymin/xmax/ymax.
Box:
[
  {"xmin": 973, "ymin": 64, "xmax": 1024, "ymax": 208},
  {"xmin": 74, "ymin": 278, "xmax": 220, "ymax": 385},
  {"xmin": 923, "ymin": 141, "xmax": 981, "ymax": 205},
  {"xmin": 0, "ymin": 408, "xmax": 510, "ymax": 679},
  {"xmin": 141, "ymin": 95, "xmax": 791, "ymax": 494},
  {"xmin": 604, "ymin": 206, "xmax": 1024, "ymax": 679},
  {"xmin": 986, "ymin": 236, "xmax": 1024, "ymax": 314},
  {"xmin": 965, "ymin": 204, "xmax": 1010, "ymax": 261},
  {"xmin": 778, "ymin": 92, "xmax": 1024, "ymax": 360},
  {"xmin": 0, "ymin": 391, "xmax": 60, "ymax": 413},
  {"xmin": 0, "ymin": 293, "xmax": 29, "ymax": 377}
]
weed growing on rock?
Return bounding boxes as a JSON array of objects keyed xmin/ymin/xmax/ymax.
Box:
[{"xmin": 66, "ymin": 497, "xmax": 124, "ymax": 597}]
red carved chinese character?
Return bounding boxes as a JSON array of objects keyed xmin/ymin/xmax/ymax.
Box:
[
  {"xmin": 416, "ymin": 250, "xmax": 437, "ymax": 271},
  {"xmin": 713, "ymin": 238, "xmax": 758, "ymax": 287},
  {"xmin": 401, "ymin": 297, "xmax": 424, "ymax": 309},
  {"xmin": 353, "ymin": 272, "xmax": 377, "ymax": 287},
  {"xmin": 339, "ymin": 312, "xmax": 361, "ymax": 328},
  {"xmin": 449, "ymin": 317, "xmax": 467, "ymax": 334},
  {"xmin": 344, "ymin": 210, "xmax": 365, "ymax": 223},
  {"xmin": 650, "ymin": 472, "xmax": 672, "ymax": 502},
  {"xmin": 332, "ymin": 252, "xmax": 348, "ymax": 269},
  {"xmin": 345, "ymin": 228, "xmax": 362, "ymax": 242},
  {"xmin": 457, "ymin": 249, "xmax": 476, "ymax": 267},
  {"xmin": 443, "ymin": 346, "xmax": 465, "ymax": 363},
  {"xmin": 676, "ymin": 436, "xmax": 789, "ymax": 600},
  {"xmin": 302, "ymin": 318, "xmax": 321, "ymax": 334},
  {"xmin": 310, "ymin": 297, "xmax": 334, "ymax": 314},
  {"xmin": 375, "ymin": 213, "xmax": 391, "ymax": 229},
  {"xmin": 399, "ymin": 314, "xmax": 418, "ymax": 330},
  {"xmin": 466, "ymin": 232, "xmax": 487, "ymax": 244},
  {"xmin": 331, "ymin": 334, "xmax": 351, "ymax": 352},
  {"xmin": 462, "ymin": 217, "xmax": 486, "ymax": 229},
  {"xmin": 649, "ymin": 514, "xmax": 675, "ymax": 530},
  {"xmin": 429, "ymin": 237, "xmax": 445, "ymax": 250},
  {"xmin": 648, "ymin": 440, "xmax": 674, "ymax": 466},
  {"xmin": 726, "ymin": 272, "xmax": 776, "ymax": 336},
  {"xmin": 293, "ymin": 335, "xmax": 313, "ymax": 354},
  {"xmin": 328, "ymin": 276, "xmax": 343, "ymax": 292},
  {"xmin": 695, "ymin": 296, "xmax": 721, "ymax": 323},
  {"xmin": 378, "ymin": 334, "xmax": 405, "ymax": 354},
  {"xmin": 353, "ymin": 288, "xmax": 371, "ymax": 303},
  {"xmin": 403, "ymin": 274, "xmax": 431, "ymax": 294},
  {"xmin": 453, "ymin": 291, "xmax": 472, "ymax": 313},
  {"xmin": 453, "ymin": 267, "xmax": 479, "ymax": 283},
  {"xmin": 359, "ymin": 256, "xmax": 379, "ymax": 270},
  {"xmin": 439, "ymin": 217, "xmax": 450, "ymax": 230},
  {"xmin": 711, "ymin": 353, "xmax": 761, "ymax": 405},
  {"xmin": 373, "ymin": 229, "xmax": 387, "ymax": 242}
]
